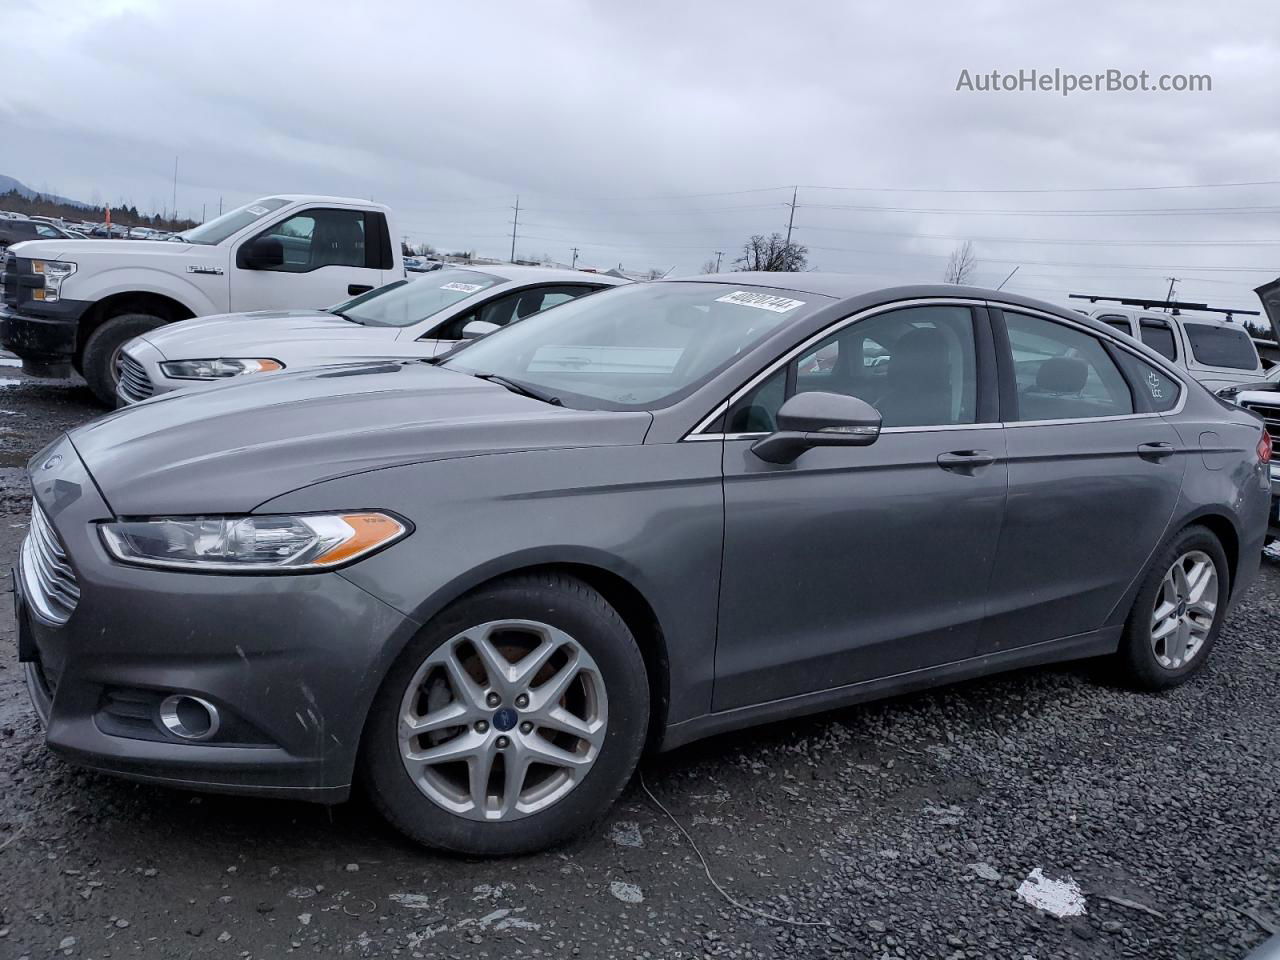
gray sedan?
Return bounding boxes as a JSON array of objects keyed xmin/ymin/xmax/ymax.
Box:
[{"xmin": 18, "ymin": 274, "xmax": 1269, "ymax": 854}]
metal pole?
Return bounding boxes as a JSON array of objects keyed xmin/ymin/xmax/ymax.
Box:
[
  {"xmin": 510, "ymin": 195, "xmax": 520, "ymax": 263},
  {"xmin": 571, "ymin": 246, "xmax": 579, "ymax": 269},
  {"xmin": 784, "ymin": 186, "xmax": 797, "ymax": 247},
  {"xmin": 172, "ymin": 156, "xmax": 178, "ymax": 220},
  {"xmin": 714, "ymin": 251, "xmax": 724, "ymax": 272}
]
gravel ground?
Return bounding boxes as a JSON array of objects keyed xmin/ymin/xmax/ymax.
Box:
[{"xmin": 0, "ymin": 365, "xmax": 1277, "ymax": 959}]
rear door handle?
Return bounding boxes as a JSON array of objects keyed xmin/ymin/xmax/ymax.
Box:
[
  {"xmin": 348, "ymin": 283, "xmax": 373, "ymax": 296},
  {"xmin": 1137, "ymin": 441, "xmax": 1175, "ymax": 461},
  {"xmin": 937, "ymin": 450, "xmax": 996, "ymax": 473}
]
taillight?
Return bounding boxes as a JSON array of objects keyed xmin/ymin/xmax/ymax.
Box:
[{"xmin": 1258, "ymin": 430, "xmax": 1272, "ymax": 464}]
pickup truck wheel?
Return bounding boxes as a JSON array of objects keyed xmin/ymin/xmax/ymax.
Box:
[{"xmin": 81, "ymin": 314, "xmax": 165, "ymax": 406}]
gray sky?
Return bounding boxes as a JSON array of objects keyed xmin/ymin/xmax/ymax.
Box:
[{"xmin": 1, "ymin": 0, "xmax": 1277, "ymax": 314}]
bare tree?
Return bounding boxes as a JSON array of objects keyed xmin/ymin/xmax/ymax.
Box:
[
  {"xmin": 943, "ymin": 240, "xmax": 977, "ymax": 284},
  {"xmin": 700, "ymin": 258, "xmax": 719, "ymax": 274},
  {"xmin": 734, "ymin": 233, "xmax": 808, "ymax": 272}
]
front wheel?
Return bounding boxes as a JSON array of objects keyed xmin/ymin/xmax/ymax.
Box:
[
  {"xmin": 1115, "ymin": 525, "xmax": 1229, "ymax": 690},
  {"xmin": 360, "ymin": 573, "xmax": 649, "ymax": 855}
]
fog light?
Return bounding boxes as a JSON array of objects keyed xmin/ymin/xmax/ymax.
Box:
[{"xmin": 158, "ymin": 694, "xmax": 221, "ymax": 741}]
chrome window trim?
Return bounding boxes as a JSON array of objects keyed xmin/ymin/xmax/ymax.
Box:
[{"xmin": 682, "ymin": 296, "xmax": 1188, "ymax": 440}]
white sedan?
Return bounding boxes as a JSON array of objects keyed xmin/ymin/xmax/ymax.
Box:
[{"xmin": 117, "ymin": 265, "xmax": 626, "ymax": 404}]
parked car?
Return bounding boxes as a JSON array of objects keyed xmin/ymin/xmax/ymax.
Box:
[
  {"xmin": 0, "ymin": 218, "xmax": 72, "ymax": 247},
  {"xmin": 116, "ymin": 266, "xmax": 627, "ymax": 404},
  {"xmin": 1080, "ymin": 301, "xmax": 1265, "ymax": 393},
  {"xmin": 0, "ymin": 195, "xmax": 404, "ymax": 404},
  {"xmin": 17, "ymin": 275, "xmax": 1267, "ymax": 855}
]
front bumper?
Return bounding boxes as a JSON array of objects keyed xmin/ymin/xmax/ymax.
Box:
[
  {"xmin": 18, "ymin": 437, "xmax": 420, "ymax": 801},
  {"xmin": 0, "ymin": 302, "xmax": 92, "ymax": 377}
]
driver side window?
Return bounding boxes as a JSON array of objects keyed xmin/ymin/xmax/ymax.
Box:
[{"xmin": 726, "ymin": 305, "xmax": 978, "ymax": 433}]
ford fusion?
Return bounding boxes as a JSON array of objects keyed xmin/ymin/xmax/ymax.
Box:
[
  {"xmin": 18, "ymin": 274, "xmax": 1268, "ymax": 854},
  {"xmin": 116, "ymin": 265, "xmax": 625, "ymax": 405}
]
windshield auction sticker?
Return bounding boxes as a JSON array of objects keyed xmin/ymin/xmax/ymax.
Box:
[
  {"xmin": 715, "ymin": 291, "xmax": 806, "ymax": 313},
  {"xmin": 441, "ymin": 282, "xmax": 484, "ymax": 293}
]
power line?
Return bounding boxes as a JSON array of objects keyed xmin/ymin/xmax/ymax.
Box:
[
  {"xmin": 797, "ymin": 178, "xmax": 1280, "ymax": 195},
  {"xmin": 800, "ymin": 201, "xmax": 1280, "ymax": 217}
]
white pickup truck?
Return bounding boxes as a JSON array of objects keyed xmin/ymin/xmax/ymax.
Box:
[{"xmin": 0, "ymin": 195, "xmax": 402, "ymax": 403}]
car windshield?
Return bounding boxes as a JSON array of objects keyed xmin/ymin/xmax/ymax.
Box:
[
  {"xmin": 180, "ymin": 198, "xmax": 291, "ymax": 245},
  {"xmin": 443, "ymin": 281, "xmax": 827, "ymax": 409},
  {"xmin": 329, "ymin": 269, "xmax": 503, "ymax": 327}
]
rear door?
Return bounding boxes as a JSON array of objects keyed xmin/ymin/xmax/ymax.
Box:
[
  {"xmin": 979, "ymin": 307, "xmax": 1186, "ymax": 654},
  {"xmin": 228, "ymin": 207, "xmax": 391, "ymax": 312}
]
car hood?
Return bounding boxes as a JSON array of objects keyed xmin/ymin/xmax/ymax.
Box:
[
  {"xmin": 67, "ymin": 361, "xmax": 653, "ymax": 516},
  {"xmin": 137, "ymin": 309, "xmax": 401, "ymax": 359},
  {"xmin": 8, "ymin": 237, "xmax": 194, "ymax": 261}
]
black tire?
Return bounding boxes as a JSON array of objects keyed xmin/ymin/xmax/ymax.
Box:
[
  {"xmin": 1115, "ymin": 525, "xmax": 1230, "ymax": 690},
  {"xmin": 359, "ymin": 572, "xmax": 649, "ymax": 855},
  {"xmin": 81, "ymin": 313, "xmax": 165, "ymax": 406}
]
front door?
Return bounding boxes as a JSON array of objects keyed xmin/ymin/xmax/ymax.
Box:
[
  {"xmin": 713, "ymin": 303, "xmax": 1008, "ymax": 711},
  {"xmin": 229, "ymin": 207, "xmax": 388, "ymax": 312}
]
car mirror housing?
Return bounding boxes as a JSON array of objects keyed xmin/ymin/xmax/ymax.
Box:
[
  {"xmin": 461, "ymin": 319, "xmax": 500, "ymax": 340},
  {"xmin": 237, "ymin": 236, "xmax": 285, "ymax": 270},
  {"xmin": 751, "ymin": 391, "xmax": 882, "ymax": 464}
]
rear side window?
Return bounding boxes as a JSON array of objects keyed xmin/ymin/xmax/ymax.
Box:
[
  {"xmin": 1004, "ymin": 312, "xmax": 1134, "ymax": 421},
  {"xmin": 1112, "ymin": 349, "xmax": 1182, "ymax": 413},
  {"xmin": 1183, "ymin": 322, "xmax": 1258, "ymax": 370},
  {"xmin": 1138, "ymin": 318, "xmax": 1178, "ymax": 361},
  {"xmin": 1098, "ymin": 314, "xmax": 1132, "ymax": 335}
]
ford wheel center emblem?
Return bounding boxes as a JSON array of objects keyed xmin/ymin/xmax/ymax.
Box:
[{"xmin": 43, "ymin": 454, "xmax": 63, "ymax": 471}]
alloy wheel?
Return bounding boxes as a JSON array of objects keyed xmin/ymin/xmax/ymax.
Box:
[
  {"xmin": 397, "ymin": 619, "xmax": 608, "ymax": 821},
  {"xmin": 1150, "ymin": 549, "xmax": 1218, "ymax": 669}
]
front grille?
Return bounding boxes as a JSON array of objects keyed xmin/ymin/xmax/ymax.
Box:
[
  {"xmin": 118, "ymin": 351, "xmax": 154, "ymax": 402},
  {"xmin": 1, "ymin": 252, "xmax": 17, "ymax": 307},
  {"xmin": 20, "ymin": 501, "xmax": 80, "ymax": 625},
  {"xmin": 1241, "ymin": 401, "xmax": 1280, "ymax": 458}
]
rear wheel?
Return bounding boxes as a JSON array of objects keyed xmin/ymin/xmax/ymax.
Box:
[
  {"xmin": 360, "ymin": 573, "xmax": 649, "ymax": 855},
  {"xmin": 1116, "ymin": 525, "xmax": 1229, "ymax": 690},
  {"xmin": 81, "ymin": 313, "xmax": 165, "ymax": 406}
]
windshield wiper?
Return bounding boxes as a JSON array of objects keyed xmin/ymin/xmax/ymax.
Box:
[
  {"xmin": 328, "ymin": 310, "xmax": 364, "ymax": 325},
  {"xmin": 472, "ymin": 372, "xmax": 562, "ymax": 406}
]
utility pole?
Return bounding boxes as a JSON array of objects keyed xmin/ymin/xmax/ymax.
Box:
[
  {"xmin": 201, "ymin": 203, "xmax": 206, "ymax": 224},
  {"xmin": 571, "ymin": 246, "xmax": 579, "ymax": 269},
  {"xmin": 784, "ymin": 186, "xmax": 798, "ymax": 248},
  {"xmin": 1164, "ymin": 276, "xmax": 1180, "ymax": 309},
  {"xmin": 713, "ymin": 250, "xmax": 724, "ymax": 272},
  {"xmin": 510, "ymin": 195, "xmax": 520, "ymax": 263},
  {"xmin": 218, "ymin": 196, "xmax": 223, "ymax": 216},
  {"xmin": 172, "ymin": 156, "xmax": 178, "ymax": 221}
]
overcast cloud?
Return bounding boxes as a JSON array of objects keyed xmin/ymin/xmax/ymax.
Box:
[{"xmin": 1, "ymin": 0, "xmax": 1277, "ymax": 312}]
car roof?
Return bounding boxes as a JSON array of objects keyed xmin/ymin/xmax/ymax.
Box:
[
  {"xmin": 1089, "ymin": 305, "xmax": 1241, "ymax": 328},
  {"xmin": 447, "ymin": 264, "xmax": 631, "ymax": 285},
  {"xmin": 261, "ymin": 194, "xmax": 394, "ymax": 212}
]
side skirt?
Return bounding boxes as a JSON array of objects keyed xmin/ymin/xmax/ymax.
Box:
[{"xmin": 659, "ymin": 627, "xmax": 1120, "ymax": 752}]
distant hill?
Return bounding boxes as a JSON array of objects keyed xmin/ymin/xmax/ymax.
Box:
[{"xmin": 0, "ymin": 174, "xmax": 87, "ymax": 208}]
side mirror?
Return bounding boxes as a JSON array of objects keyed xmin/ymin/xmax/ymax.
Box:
[
  {"xmin": 751, "ymin": 391, "xmax": 881, "ymax": 464},
  {"xmin": 461, "ymin": 319, "xmax": 500, "ymax": 340},
  {"xmin": 237, "ymin": 236, "xmax": 285, "ymax": 270}
]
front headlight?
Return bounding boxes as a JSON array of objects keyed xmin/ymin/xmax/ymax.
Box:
[
  {"xmin": 100, "ymin": 512, "xmax": 408, "ymax": 572},
  {"xmin": 31, "ymin": 259, "xmax": 76, "ymax": 302},
  {"xmin": 160, "ymin": 358, "xmax": 284, "ymax": 380}
]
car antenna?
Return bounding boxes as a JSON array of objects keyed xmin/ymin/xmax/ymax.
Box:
[{"xmin": 1068, "ymin": 293, "xmax": 1260, "ymax": 322}]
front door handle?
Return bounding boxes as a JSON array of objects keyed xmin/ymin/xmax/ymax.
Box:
[
  {"xmin": 348, "ymin": 283, "xmax": 373, "ymax": 296},
  {"xmin": 937, "ymin": 450, "xmax": 996, "ymax": 474},
  {"xmin": 1137, "ymin": 441, "xmax": 1175, "ymax": 462}
]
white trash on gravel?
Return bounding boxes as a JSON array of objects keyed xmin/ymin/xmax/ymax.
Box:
[
  {"xmin": 609, "ymin": 880, "xmax": 644, "ymax": 904},
  {"xmin": 1016, "ymin": 868, "xmax": 1087, "ymax": 918}
]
